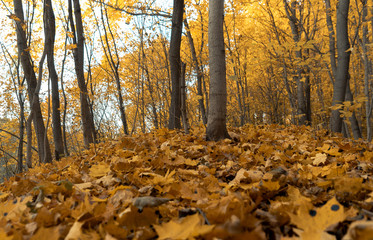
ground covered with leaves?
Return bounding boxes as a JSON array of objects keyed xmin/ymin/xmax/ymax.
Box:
[{"xmin": 1, "ymin": 125, "xmax": 373, "ymax": 239}]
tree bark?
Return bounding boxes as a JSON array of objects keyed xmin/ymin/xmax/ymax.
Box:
[
  {"xmin": 345, "ymin": 77, "xmax": 362, "ymax": 139},
  {"xmin": 325, "ymin": 0, "xmax": 337, "ymax": 83},
  {"xmin": 206, "ymin": 0, "xmax": 230, "ymax": 141},
  {"xmin": 180, "ymin": 62, "xmax": 189, "ymax": 133},
  {"xmin": 168, "ymin": 0, "xmax": 184, "ymax": 129},
  {"xmin": 283, "ymin": 0, "xmax": 311, "ymax": 126},
  {"xmin": 13, "ymin": 0, "xmax": 52, "ymax": 163},
  {"xmin": 44, "ymin": 0, "xmax": 64, "ymax": 160},
  {"xmin": 68, "ymin": 0, "xmax": 96, "ymax": 147},
  {"xmin": 184, "ymin": 18, "xmax": 207, "ymax": 125},
  {"xmin": 361, "ymin": 0, "xmax": 372, "ymax": 141},
  {"xmin": 330, "ymin": 0, "xmax": 351, "ymax": 133}
]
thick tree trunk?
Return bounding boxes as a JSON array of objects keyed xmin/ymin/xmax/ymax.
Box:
[
  {"xmin": 325, "ymin": 0, "xmax": 361, "ymax": 138},
  {"xmin": 331, "ymin": 0, "xmax": 351, "ymax": 133},
  {"xmin": 44, "ymin": 0, "xmax": 64, "ymax": 160},
  {"xmin": 68, "ymin": 0, "xmax": 96, "ymax": 147},
  {"xmin": 13, "ymin": 0, "xmax": 52, "ymax": 163},
  {"xmin": 206, "ymin": 0, "xmax": 230, "ymax": 141},
  {"xmin": 168, "ymin": 0, "xmax": 184, "ymax": 129}
]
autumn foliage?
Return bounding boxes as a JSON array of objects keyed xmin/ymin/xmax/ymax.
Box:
[{"xmin": 0, "ymin": 125, "xmax": 373, "ymax": 239}]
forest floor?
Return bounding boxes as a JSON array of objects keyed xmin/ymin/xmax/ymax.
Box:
[{"xmin": 0, "ymin": 124, "xmax": 373, "ymax": 239}]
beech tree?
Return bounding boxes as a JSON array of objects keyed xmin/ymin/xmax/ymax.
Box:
[{"xmin": 206, "ymin": 0, "xmax": 230, "ymax": 141}]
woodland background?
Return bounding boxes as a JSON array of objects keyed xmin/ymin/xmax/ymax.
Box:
[{"xmin": 0, "ymin": 0, "xmax": 371, "ymax": 179}]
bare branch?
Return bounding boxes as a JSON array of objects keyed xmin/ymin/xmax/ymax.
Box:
[{"xmin": 91, "ymin": 0, "xmax": 172, "ymax": 18}]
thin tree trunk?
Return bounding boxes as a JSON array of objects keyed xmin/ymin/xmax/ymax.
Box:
[
  {"xmin": 184, "ymin": 18, "xmax": 207, "ymax": 125},
  {"xmin": 168, "ymin": 0, "xmax": 184, "ymax": 129},
  {"xmin": 60, "ymin": 27, "xmax": 70, "ymax": 156},
  {"xmin": 17, "ymin": 93, "xmax": 24, "ymax": 172},
  {"xmin": 325, "ymin": 0, "xmax": 337, "ymax": 81},
  {"xmin": 180, "ymin": 62, "xmax": 189, "ymax": 134},
  {"xmin": 13, "ymin": 0, "xmax": 52, "ymax": 163},
  {"xmin": 266, "ymin": 5, "xmax": 297, "ymax": 123},
  {"xmin": 345, "ymin": 77, "xmax": 362, "ymax": 139},
  {"xmin": 44, "ymin": 0, "xmax": 64, "ymax": 160},
  {"xmin": 68, "ymin": 0, "xmax": 96, "ymax": 147},
  {"xmin": 283, "ymin": 0, "xmax": 310, "ymax": 126}
]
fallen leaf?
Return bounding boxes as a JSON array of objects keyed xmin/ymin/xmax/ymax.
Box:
[{"xmin": 154, "ymin": 214, "xmax": 214, "ymax": 240}]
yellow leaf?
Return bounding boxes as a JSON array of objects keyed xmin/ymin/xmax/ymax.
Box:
[
  {"xmin": 0, "ymin": 192, "xmax": 9, "ymax": 201},
  {"xmin": 345, "ymin": 47, "xmax": 354, "ymax": 52},
  {"xmin": 334, "ymin": 177, "xmax": 363, "ymax": 195},
  {"xmin": 289, "ymin": 197, "xmax": 347, "ymax": 240},
  {"xmin": 89, "ymin": 162, "xmax": 110, "ymax": 178},
  {"xmin": 330, "ymin": 104, "xmax": 343, "ymax": 110},
  {"xmin": 66, "ymin": 44, "xmax": 77, "ymax": 50},
  {"xmin": 7, "ymin": 14, "xmax": 21, "ymax": 22},
  {"xmin": 0, "ymin": 196, "xmax": 33, "ymax": 220},
  {"xmin": 261, "ymin": 180, "xmax": 280, "ymax": 191},
  {"xmin": 65, "ymin": 221, "xmax": 84, "ymax": 240},
  {"xmin": 67, "ymin": 31, "xmax": 74, "ymax": 38},
  {"xmin": 312, "ymin": 153, "xmax": 327, "ymax": 166},
  {"xmin": 74, "ymin": 182, "xmax": 93, "ymax": 190},
  {"xmin": 154, "ymin": 214, "xmax": 214, "ymax": 240}
]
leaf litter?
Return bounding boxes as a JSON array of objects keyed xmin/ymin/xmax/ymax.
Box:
[{"xmin": 1, "ymin": 125, "xmax": 373, "ymax": 239}]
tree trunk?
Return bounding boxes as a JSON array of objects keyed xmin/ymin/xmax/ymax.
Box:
[
  {"xmin": 331, "ymin": 0, "xmax": 351, "ymax": 133},
  {"xmin": 184, "ymin": 19, "xmax": 207, "ymax": 125},
  {"xmin": 180, "ymin": 62, "xmax": 189, "ymax": 134},
  {"xmin": 206, "ymin": 0, "xmax": 229, "ymax": 141},
  {"xmin": 13, "ymin": 0, "xmax": 52, "ymax": 163},
  {"xmin": 283, "ymin": 0, "xmax": 310, "ymax": 126},
  {"xmin": 99, "ymin": 4, "xmax": 129, "ymax": 135},
  {"xmin": 361, "ymin": 0, "xmax": 372, "ymax": 141},
  {"xmin": 168, "ymin": 0, "xmax": 184, "ymax": 129},
  {"xmin": 68, "ymin": 0, "xmax": 96, "ymax": 147},
  {"xmin": 324, "ymin": 0, "xmax": 337, "ymax": 83},
  {"xmin": 60, "ymin": 29, "xmax": 70, "ymax": 156},
  {"xmin": 17, "ymin": 94, "xmax": 24, "ymax": 172},
  {"xmin": 44, "ymin": 0, "xmax": 64, "ymax": 160},
  {"xmin": 345, "ymin": 77, "xmax": 362, "ymax": 139}
]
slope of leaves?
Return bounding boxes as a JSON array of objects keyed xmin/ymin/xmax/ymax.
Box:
[{"xmin": 1, "ymin": 125, "xmax": 373, "ymax": 239}]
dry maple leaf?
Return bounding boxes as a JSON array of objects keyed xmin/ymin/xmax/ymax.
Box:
[
  {"xmin": 154, "ymin": 214, "xmax": 214, "ymax": 239},
  {"xmin": 289, "ymin": 197, "xmax": 347, "ymax": 240}
]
